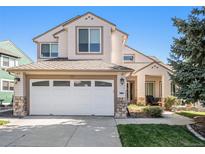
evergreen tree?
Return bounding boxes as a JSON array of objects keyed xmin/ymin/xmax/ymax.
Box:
[{"xmin": 168, "ymin": 7, "xmax": 205, "ymax": 104}]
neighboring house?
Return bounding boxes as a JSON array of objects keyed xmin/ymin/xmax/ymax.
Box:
[
  {"xmin": 0, "ymin": 40, "xmax": 32, "ymax": 105},
  {"xmin": 8, "ymin": 12, "xmax": 173, "ymax": 118}
]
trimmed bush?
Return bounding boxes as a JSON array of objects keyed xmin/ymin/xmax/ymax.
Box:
[
  {"xmin": 143, "ymin": 106, "xmax": 163, "ymax": 118},
  {"xmin": 164, "ymin": 96, "xmax": 178, "ymax": 110}
]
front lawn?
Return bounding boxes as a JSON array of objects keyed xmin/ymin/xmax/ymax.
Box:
[
  {"xmin": 0, "ymin": 120, "xmax": 9, "ymax": 126},
  {"xmin": 176, "ymin": 111, "xmax": 205, "ymax": 118},
  {"xmin": 117, "ymin": 124, "xmax": 205, "ymax": 147}
]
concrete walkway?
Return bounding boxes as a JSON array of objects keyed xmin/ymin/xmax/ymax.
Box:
[
  {"xmin": 0, "ymin": 116, "xmax": 121, "ymax": 147},
  {"xmin": 116, "ymin": 111, "xmax": 194, "ymax": 125}
]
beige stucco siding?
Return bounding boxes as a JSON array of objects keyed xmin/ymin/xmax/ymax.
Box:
[
  {"xmin": 34, "ymin": 13, "xmax": 127, "ymax": 63},
  {"xmin": 123, "ymin": 46, "xmax": 153, "ymax": 63},
  {"xmin": 111, "ymin": 30, "xmax": 124, "ymax": 65},
  {"xmin": 14, "ymin": 72, "xmax": 26, "ymax": 97},
  {"xmin": 34, "ymin": 26, "xmax": 62, "ymax": 43},
  {"xmin": 135, "ymin": 63, "xmax": 171, "ymax": 98},
  {"xmin": 64, "ymin": 14, "xmax": 114, "ymax": 62},
  {"xmin": 56, "ymin": 30, "xmax": 68, "ymax": 57}
]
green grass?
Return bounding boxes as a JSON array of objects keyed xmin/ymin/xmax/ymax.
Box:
[
  {"xmin": 117, "ymin": 124, "xmax": 205, "ymax": 147},
  {"xmin": 176, "ymin": 111, "xmax": 205, "ymax": 118},
  {"xmin": 0, "ymin": 120, "xmax": 9, "ymax": 126}
]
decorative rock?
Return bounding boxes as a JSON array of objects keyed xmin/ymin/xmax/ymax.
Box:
[
  {"xmin": 186, "ymin": 124, "xmax": 205, "ymax": 141},
  {"xmin": 13, "ymin": 96, "xmax": 27, "ymax": 117},
  {"xmin": 194, "ymin": 116, "xmax": 205, "ymax": 124}
]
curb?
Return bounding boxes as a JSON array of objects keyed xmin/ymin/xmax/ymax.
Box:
[{"xmin": 186, "ymin": 124, "xmax": 205, "ymax": 141}]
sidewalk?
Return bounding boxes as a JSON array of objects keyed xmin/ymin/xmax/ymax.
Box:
[{"xmin": 116, "ymin": 111, "xmax": 194, "ymax": 125}]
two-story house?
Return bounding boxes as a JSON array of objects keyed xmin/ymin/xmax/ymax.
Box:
[
  {"xmin": 8, "ymin": 12, "xmax": 173, "ymax": 118},
  {"xmin": 0, "ymin": 40, "xmax": 32, "ymax": 105}
]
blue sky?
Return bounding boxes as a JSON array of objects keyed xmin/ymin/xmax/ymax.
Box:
[{"xmin": 0, "ymin": 7, "xmax": 195, "ymax": 63}]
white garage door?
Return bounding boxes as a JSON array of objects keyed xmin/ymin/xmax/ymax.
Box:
[{"xmin": 30, "ymin": 79, "xmax": 114, "ymax": 116}]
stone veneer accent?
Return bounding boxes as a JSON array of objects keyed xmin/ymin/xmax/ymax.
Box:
[
  {"xmin": 13, "ymin": 96, "xmax": 28, "ymax": 117},
  {"xmin": 115, "ymin": 97, "xmax": 127, "ymax": 118}
]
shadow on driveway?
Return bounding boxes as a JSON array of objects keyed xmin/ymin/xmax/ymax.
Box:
[{"xmin": 0, "ymin": 116, "xmax": 121, "ymax": 147}]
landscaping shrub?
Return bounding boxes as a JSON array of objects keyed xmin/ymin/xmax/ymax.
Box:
[
  {"xmin": 136, "ymin": 102, "xmax": 145, "ymax": 106},
  {"xmin": 164, "ymin": 96, "xmax": 178, "ymax": 110},
  {"xmin": 143, "ymin": 106, "xmax": 163, "ymax": 118},
  {"xmin": 0, "ymin": 120, "xmax": 9, "ymax": 125}
]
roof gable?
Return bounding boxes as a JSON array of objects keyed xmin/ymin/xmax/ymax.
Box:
[
  {"xmin": 134, "ymin": 61, "xmax": 173, "ymax": 74},
  {"xmin": 33, "ymin": 12, "xmax": 128, "ymax": 42},
  {"xmin": 0, "ymin": 40, "xmax": 32, "ymax": 65},
  {"xmin": 0, "ymin": 48, "xmax": 20, "ymax": 58},
  {"xmin": 124, "ymin": 45, "xmax": 154, "ymax": 63}
]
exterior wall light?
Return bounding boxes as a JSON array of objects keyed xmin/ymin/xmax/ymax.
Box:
[
  {"xmin": 14, "ymin": 77, "xmax": 20, "ymax": 84},
  {"xmin": 120, "ymin": 77, "xmax": 125, "ymax": 85}
]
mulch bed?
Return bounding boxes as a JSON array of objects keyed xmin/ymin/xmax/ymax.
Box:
[{"xmin": 190, "ymin": 123, "xmax": 205, "ymax": 138}]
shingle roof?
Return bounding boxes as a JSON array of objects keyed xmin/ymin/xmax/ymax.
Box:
[
  {"xmin": 0, "ymin": 48, "xmax": 20, "ymax": 58},
  {"xmin": 8, "ymin": 59, "xmax": 133, "ymax": 72}
]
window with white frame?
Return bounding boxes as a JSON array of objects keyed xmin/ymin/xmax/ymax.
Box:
[
  {"xmin": 145, "ymin": 81, "xmax": 155, "ymax": 97},
  {"xmin": 78, "ymin": 28, "xmax": 101, "ymax": 53},
  {"xmin": 1, "ymin": 80, "xmax": 14, "ymax": 91},
  {"xmin": 10, "ymin": 58, "xmax": 15, "ymax": 67},
  {"xmin": 40, "ymin": 43, "xmax": 58, "ymax": 58},
  {"xmin": 3, "ymin": 56, "xmax": 9, "ymax": 67},
  {"xmin": 123, "ymin": 55, "xmax": 134, "ymax": 62},
  {"xmin": 1, "ymin": 56, "xmax": 18, "ymax": 67}
]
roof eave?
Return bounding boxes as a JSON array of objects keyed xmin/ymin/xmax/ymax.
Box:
[{"xmin": 8, "ymin": 69, "xmax": 133, "ymax": 73}]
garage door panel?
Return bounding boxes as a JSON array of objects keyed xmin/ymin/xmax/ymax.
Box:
[
  {"xmin": 30, "ymin": 79, "xmax": 114, "ymax": 116},
  {"xmin": 92, "ymin": 87, "xmax": 114, "ymax": 115}
]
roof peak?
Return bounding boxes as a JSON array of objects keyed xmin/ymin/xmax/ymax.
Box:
[
  {"xmin": 33, "ymin": 11, "xmax": 129, "ymax": 41},
  {"xmin": 0, "ymin": 40, "xmax": 12, "ymax": 44}
]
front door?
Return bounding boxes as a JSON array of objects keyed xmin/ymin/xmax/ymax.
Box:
[{"xmin": 127, "ymin": 81, "xmax": 133, "ymax": 103}]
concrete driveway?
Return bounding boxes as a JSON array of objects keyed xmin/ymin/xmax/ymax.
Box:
[{"xmin": 0, "ymin": 116, "xmax": 121, "ymax": 147}]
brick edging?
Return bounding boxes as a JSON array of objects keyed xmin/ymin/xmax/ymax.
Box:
[{"xmin": 186, "ymin": 124, "xmax": 205, "ymax": 141}]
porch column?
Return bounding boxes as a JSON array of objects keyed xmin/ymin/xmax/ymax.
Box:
[
  {"xmin": 137, "ymin": 75, "xmax": 145, "ymax": 104},
  {"xmin": 162, "ymin": 75, "xmax": 171, "ymax": 103},
  {"xmin": 13, "ymin": 72, "xmax": 27, "ymax": 117},
  {"xmin": 115, "ymin": 74, "xmax": 127, "ymax": 118}
]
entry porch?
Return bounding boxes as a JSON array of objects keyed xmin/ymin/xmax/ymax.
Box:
[{"xmin": 126, "ymin": 74, "xmax": 173, "ymax": 106}]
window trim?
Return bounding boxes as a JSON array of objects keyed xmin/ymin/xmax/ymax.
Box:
[
  {"xmin": 145, "ymin": 81, "xmax": 156, "ymax": 97},
  {"xmin": 1, "ymin": 55, "xmax": 18, "ymax": 68},
  {"xmin": 40, "ymin": 43, "xmax": 59, "ymax": 59},
  {"xmin": 32, "ymin": 80, "xmax": 50, "ymax": 87},
  {"xmin": 76, "ymin": 27, "xmax": 102, "ymax": 54},
  {"xmin": 53, "ymin": 80, "xmax": 71, "ymax": 87},
  {"xmin": 2, "ymin": 56, "xmax": 10, "ymax": 67},
  {"xmin": 123, "ymin": 54, "xmax": 135, "ymax": 62},
  {"xmin": 0, "ymin": 79, "xmax": 14, "ymax": 92},
  {"xmin": 94, "ymin": 81, "xmax": 112, "ymax": 87},
  {"xmin": 159, "ymin": 81, "xmax": 162, "ymax": 98},
  {"xmin": 73, "ymin": 80, "xmax": 92, "ymax": 87},
  {"xmin": 171, "ymin": 82, "xmax": 176, "ymax": 96}
]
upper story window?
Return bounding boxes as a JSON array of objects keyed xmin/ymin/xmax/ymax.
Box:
[
  {"xmin": 40, "ymin": 43, "xmax": 58, "ymax": 58},
  {"xmin": 123, "ymin": 55, "xmax": 134, "ymax": 62},
  {"xmin": 1, "ymin": 56, "xmax": 18, "ymax": 68},
  {"xmin": 3, "ymin": 56, "xmax": 9, "ymax": 67},
  {"xmin": 78, "ymin": 27, "xmax": 101, "ymax": 53}
]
